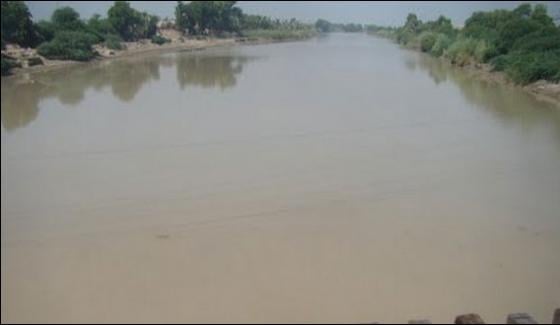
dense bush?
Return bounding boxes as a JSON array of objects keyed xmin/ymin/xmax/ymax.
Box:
[
  {"xmin": 151, "ymin": 35, "xmax": 170, "ymax": 45},
  {"xmin": 446, "ymin": 38, "xmax": 479, "ymax": 66},
  {"xmin": 37, "ymin": 31, "xmax": 98, "ymax": 61},
  {"xmin": 505, "ymin": 50, "xmax": 560, "ymax": 84},
  {"xmin": 369, "ymin": 3, "xmax": 560, "ymax": 84},
  {"xmin": 489, "ymin": 55, "xmax": 510, "ymax": 71},
  {"xmin": 430, "ymin": 33, "xmax": 452, "ymax": 57},
  {"xmin": 104, "ymin": 34, "xmax": 124, "ymax": 50},
  {"xmin": 419, "ymin": 32, "xmax": 437, "ymax": 52},
  {"xmin": 1, "ymin": 55, "xmax": 20, "ymax": 75}
]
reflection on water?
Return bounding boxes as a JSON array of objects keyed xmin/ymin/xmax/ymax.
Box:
[
  {"xmin": 177, "ymin": 54, "xmax": 250, "ymax": 90},
  {"xmin": 405, "ymin": 53, "xmax": 560, "ymax": 141},
  {"xmin": 1, "ymin": 52, "xmax": 254, "ymax": 131}
]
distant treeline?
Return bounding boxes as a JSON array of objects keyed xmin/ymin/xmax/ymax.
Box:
[
  {"xmin": 366, "ymin": 3, "xmax": 560, "ymax": 84},
  {"xmin": 315, "ymin": 19, "xmax": 364, "ymax": 33},
  {"xmin": 1, "ymin": 1, "xmax": 315, "ymax": 75}
]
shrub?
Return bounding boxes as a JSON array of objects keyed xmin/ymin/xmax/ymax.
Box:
[
  {"xmin": 474, "ymin": 39, "xmax": 494, "ymax": 62},
  {"xmin": 505, "ymin": 50, "xmax": 560, "ymax": 84},
  {"xmin": 37, "ymin": 31, "xmax": 97, "ymax": 61},
  {"xmin": 151, "ymin": 35, "xmax": 170, "ymax": 45},
  {"xmin": 489, "ymin": 55, "xmax": 510, "ymax": 71},
  {"xmin": 446, "ymin": 38, "xmax": 478, "ymax": 66},
  {"xmin": 430, "ymin": 33, "xmax": 452, "ymax": 57},
  {"xmin": 1, "ymin": 55, "xmax": 20, "ymax": 75},
  {"xmin": 104, "ymin": 34, "xmax": 124, "ymax": 50},
  {"xmin": 419, "ymin": 32, "xmax": 437, "ymax": 52}
]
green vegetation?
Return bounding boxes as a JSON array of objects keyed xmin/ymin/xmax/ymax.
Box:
[
  {"xmin": 108, "ymin": 1, "xmax": 158, "ymax": 41},
  {"xmin": 242, "ymin": 28, "xmax": 316, "ymax": 41},
  {"xmin": 241, "ymin": 16, "xmax": 316, "ymax": 40},
  {"xmin": 368, "ymin": 3, "xmax": 560, "ymax": 84},
  {"xmin": 1, "ymin": 54, "xmax": 20, "ymax": 75},
  {"xmin": 37, "ymin": 31, "xmax": 98, "ymax": 61},
  {"xmin": 151, "ymin": 35, "xmax": 170, "ymax": 45},
  {"xmin": 175, "ymin": 1, "xmax": 242, "ymax": 36},
  {"xmin": 175, "ymin": 2, "xmax": 313, "ymax": 39},
  {"xmin": 1, "ymin": 0, "xmax": 314, "ymax": 75},
  {"xmin": 1, "ymin": 1, "xmax": 40, "ymax": 47},
  {"xmin": 86, "ymin": 14, "xmax": 118, "ymax": 42},
  {"xmin": 314, "ymin": 19, "xmax": 364, "ymax": 33},
  {"xmin": 104, "ymin": 34, "xmax": 124, "ymax": 50}
]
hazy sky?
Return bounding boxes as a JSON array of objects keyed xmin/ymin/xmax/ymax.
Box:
[{"xmin": 26, "ymin": 1, "xmax": 560, "ymax": 27}]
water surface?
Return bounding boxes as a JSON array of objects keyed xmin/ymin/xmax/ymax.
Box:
[{"xmin": 2, "ymin": 33, "xmax": 560, "ymax": 323}]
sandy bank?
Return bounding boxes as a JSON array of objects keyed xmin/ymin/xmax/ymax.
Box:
[{"xmin": 1, "ymin": 34, "xmax": 305, "ymax": 78}]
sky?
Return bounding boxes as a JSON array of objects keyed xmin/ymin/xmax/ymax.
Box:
[{"xmin": 26, "ymin": 1, "xmax": 560, "ymax": 27}]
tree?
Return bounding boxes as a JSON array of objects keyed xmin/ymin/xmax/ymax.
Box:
[
  {"xmin": 108, "ymin": 1, "xmax": 142, "ymax": 41},
  {"xmin": 404, "ymin": 13, "xmax": 421, "ymax": 33},
  {"xmin": 108, "ymin": 1, "xmax": 159, "ymax": 40},
  {"xmin": 531, "ymin": 4, "xmax": 554, "ymax": 27},
  {"xmin": 51, "ymin": 7, "xmax": 85, "ymax": 31},
  {"xmin": 87, "ymin": 14, "xmax": 117, "ymax": 40},
  {"xmin": 1, "ymin": 1, "xmax": 39, "ymax": 47},
  {"xmin": 175, "ymin": 1, "xmax": 242, "ymax": 35},
  {"xmin": 315, "ymin": 19, "xmax": 332, "ymax": 33},
  {"xmin": 513, "ymin": 4, "xmax": 532, "ymax": 18}
]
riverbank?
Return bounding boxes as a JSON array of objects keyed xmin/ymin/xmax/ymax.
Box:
[
  {"xmin": 434, "ymin": 55, "xmax": 560, "ymax": 107},
  {"xmin": 1, "ymin": 33, "xmax": 312, "ymax": 78},
  {"xmin": 369, "ymin": 33, "xmax": 560, "ymax": 106}
]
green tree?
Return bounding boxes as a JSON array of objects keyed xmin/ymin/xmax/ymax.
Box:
[
  {"xmin": 315, "ymin": 19, "xmax": 333, "ymax": 33},
  {"xmin": 87, "ymin": 14, "xmax": 117, "ymax": 40},
  {"xmin": 51, "ymin": 7, "xmax": 85, "ymax": 31},
  {"xmin": 175, "ymin": 1, "xmax": 241, "ymax": 35},
  {"xmin": 108, "ymin": 1, "xmax": 142, "ymax": 40},
  {"xmin": 1, "ymin": 1, "xmax": 39, "ymax": 47}
]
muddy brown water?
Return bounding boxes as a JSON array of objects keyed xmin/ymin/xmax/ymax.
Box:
[{"xmin": 2, "ymin": 33, "xmax": 560, "ymax": 323}]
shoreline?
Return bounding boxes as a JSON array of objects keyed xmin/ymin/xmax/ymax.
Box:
[
  {"xmin": 427, "ymin": 54, "xmax": 560, "ymax": 107},
  {"xmin": 370, "ymin": 34, "xmax": 560, "ymax": 107},
  {"xmin": 1, "ymin": 36, "xmax": 308, "ymax": 78},
  {"xmin": 4, "ymin": 33, "xmax": 559, "ymax": 107}
]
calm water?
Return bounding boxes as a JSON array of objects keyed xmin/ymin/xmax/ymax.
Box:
[{"xmin": 2, "ymin": 33, "xmax": 560, "ymax": 323}]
